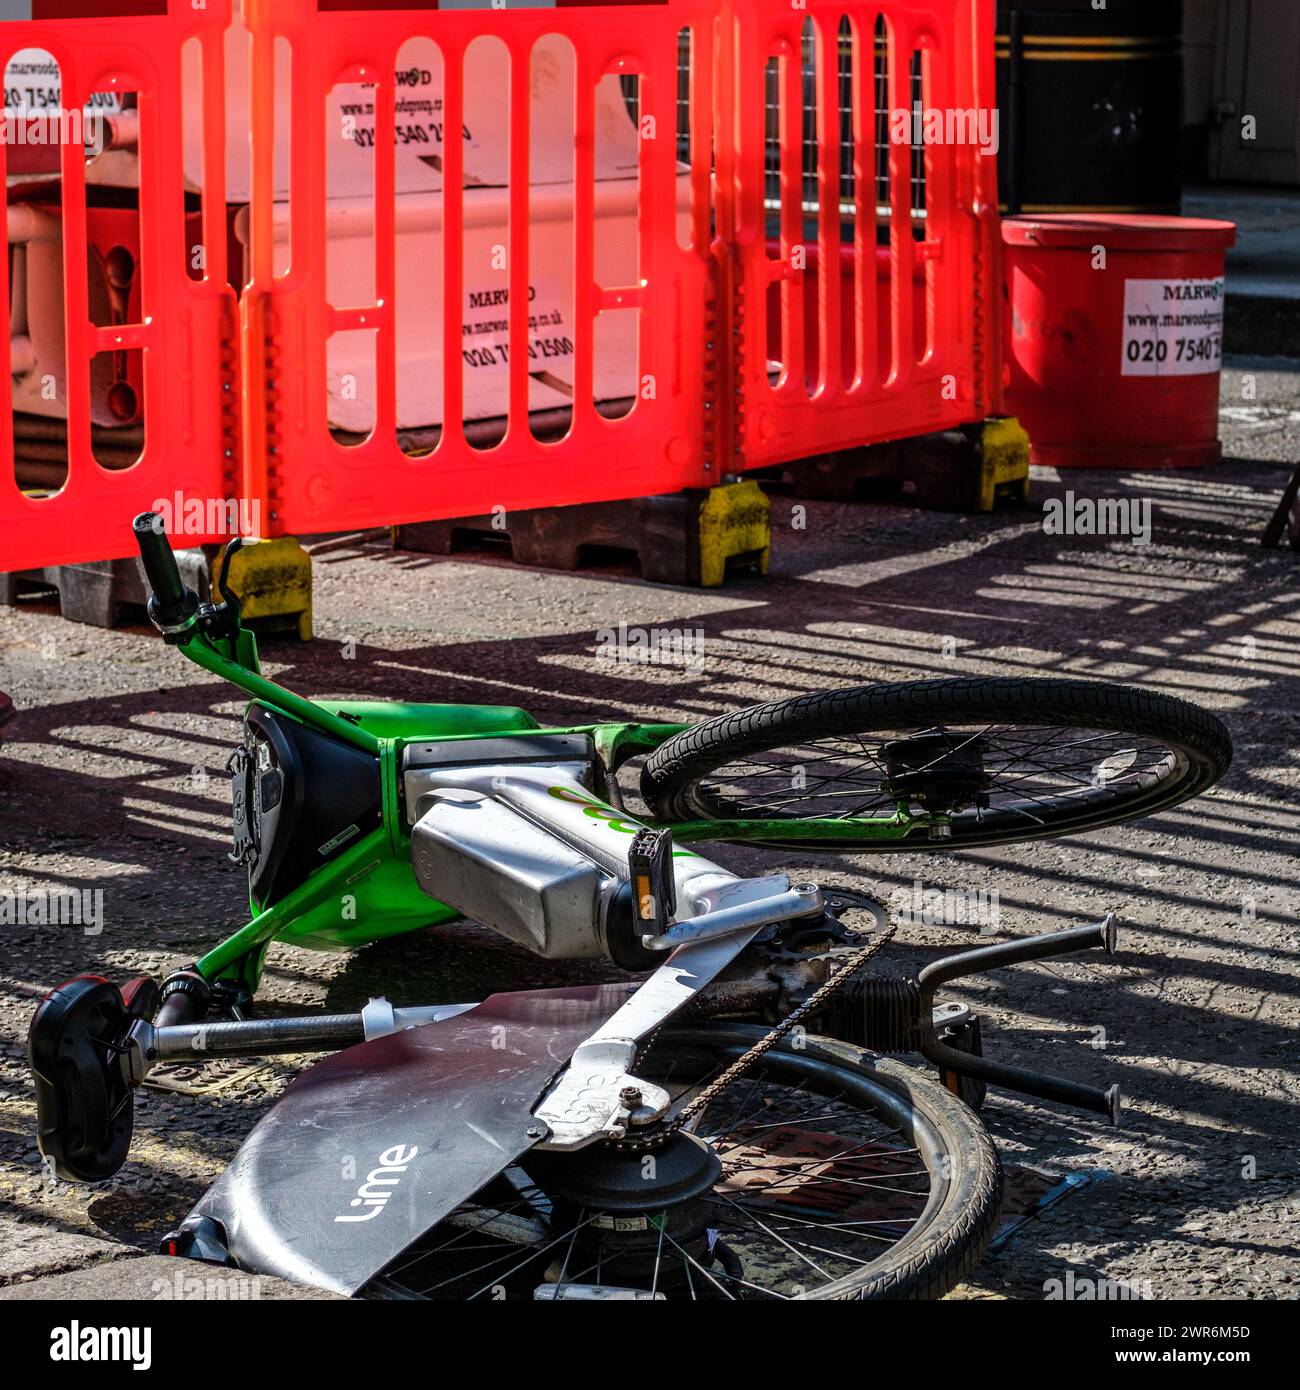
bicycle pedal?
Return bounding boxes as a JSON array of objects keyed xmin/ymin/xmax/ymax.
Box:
[{"xmin": 627, "ymin": 826, "xmax": 676, "ymax": 937}]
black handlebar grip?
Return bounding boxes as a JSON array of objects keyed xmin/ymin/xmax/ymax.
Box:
[
  {"xmin": 132, "ymin": 511, "xmax": 185, "ymax": 607},
  {"xmin": 132, "ymin": 511, "xmax": 200, "ymax": 638}
]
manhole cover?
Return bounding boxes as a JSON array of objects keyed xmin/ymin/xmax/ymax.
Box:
[{"xmin": 143, "ymin": 1057, "xmax": 274, "ymax": 1097}]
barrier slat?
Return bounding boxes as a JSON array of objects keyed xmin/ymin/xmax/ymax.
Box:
[
  {"xmin": 687, "ymin": 18, "xmax": 711, "ymax": 254},
  {"xmin": 968, "ymin": 0, "xmax": 1003, "ymax": 408},
  {"xmin": 922, "ymin": 27, "xmax": 951, "ymax": 370},
  {"xmin": 372, "ymin": 55, "xmax": 397, "ymax": 444},
  {"xmin": 506, "ymin": 42, "xmax": 530, "ymax": 436},
  {"xmin": 814, "ymin": 12, "xmax": 841, "ymax": 397},
  {"xmin": 60, "ymin": 99, "xmax": 94, "ymax": 479},
  {"xmin": 0, "ymin": 129, "xmax": 13, "ymax": 504},
  {"xmin": 570, "ymin": 46, "xmax": 597, "ymax": 438},
  {"xmin": 199, "ymin": 16, "xmax": 229, "ymax": 288},
  {"xmin": 440, "ymin": 35, "xmax": 466, "ymax": 455},
  {"xmin": 886, "ymin": 12, "xmax": 915, "ymax": 386},
  {"xmin": 777, "ymin": 30, "xmax": 805, "ymax": 396},
  {"xmin": 849, "ymin": 14, "xmax": 875, "ymax": 390}
]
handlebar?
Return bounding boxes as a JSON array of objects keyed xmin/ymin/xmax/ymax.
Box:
[
  {"xmin": 132, "ymin": 512, "xmax": 184, "ymax": 605},
  {"xmin": 132, "ymin": 511, "xmax": 199, "ymax": 637}
]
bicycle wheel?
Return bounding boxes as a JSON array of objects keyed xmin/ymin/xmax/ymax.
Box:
[
  {"xmin": 640, "ymin": 677, "xmax": 1231, "ymax": 851},
  {"xmin": 363, "ymin": 1024, "xmax": 1002, "ymax": 1301}
]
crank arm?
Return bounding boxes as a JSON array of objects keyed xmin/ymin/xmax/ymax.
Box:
[
  {"xmin": 643, "ymin": 881, "xmax": 824, "ymax": 949},
  {"xmin": 531, "ymin": 890, "xmax": 826, "ymax": 1151},
  {"xmin": 917, "ymin": 913, "xmax": 1123, "ymax": 1123}
]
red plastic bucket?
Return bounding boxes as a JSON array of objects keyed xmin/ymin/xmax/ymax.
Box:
[{"xmin": 1001, "ymin": 214, "xmax": 1237, "ymax": 469}]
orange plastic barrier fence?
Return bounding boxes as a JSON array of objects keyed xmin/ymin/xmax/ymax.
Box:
[
  {"xmin": 720, "ymin": 0, "xmax": 1002, "ymax": 472},
  {"xmin": 0, "ymin": 0, "xmax": 1000, "ymax": 571},
  {"xmin": 1, "ymin": 0, "xmax": 240, "ymax": 572},
  {"xmin": 242, "ymin": 0, "xmax": 718, "ymax": 536}
]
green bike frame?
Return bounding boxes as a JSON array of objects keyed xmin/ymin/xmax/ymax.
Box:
[{"xmin": 176, "ymin": 620, "xmax": 924, "ymax": 995}]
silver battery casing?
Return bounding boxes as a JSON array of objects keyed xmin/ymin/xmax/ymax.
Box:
[{"xmin": 411, "ymin": 788, "xmax": 612, "ymax": 959}]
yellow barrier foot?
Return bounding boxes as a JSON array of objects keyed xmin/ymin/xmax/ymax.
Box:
[
  {"xmin": 221, "ymin": 536, "xmax": 313, "ymax": 640},
  {"xmin": 697, "ymin": 479, "xmax": 770, "ymax": 587},
  {"xmin": 974, "ymin": 417, "xmax": 1032, "ymax": 512},
  {"xmin": 394, "ymin": 481, "xmax": 770, "ymax": 589}
]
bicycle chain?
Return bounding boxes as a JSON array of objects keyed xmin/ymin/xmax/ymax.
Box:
[{"xmin": 614, "ymin": 912, "xmax": 899, "ymax": 1152}]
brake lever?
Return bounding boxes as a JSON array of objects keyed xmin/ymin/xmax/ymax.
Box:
[
  {"xmin": 199, "ymin": 536, "xmax": 245, "ymax": 639},
  {"xmin": 215, "ymin": 536, "xmax": 245, "ymax": 619}
]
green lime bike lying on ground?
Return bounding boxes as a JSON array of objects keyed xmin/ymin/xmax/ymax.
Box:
[{"xmin": 29, "ymin": 514, "xmax": 1233, "ymax": 1301}]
